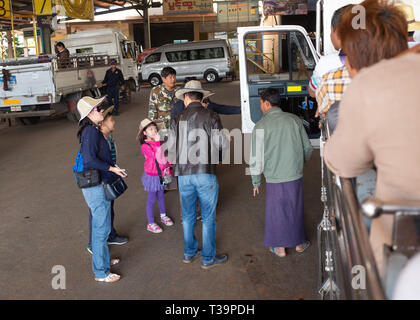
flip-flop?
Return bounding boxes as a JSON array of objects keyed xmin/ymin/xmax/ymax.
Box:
[
  {"xmin": 270, "ymin": 247, "xmax": 286, "ymax": 258},
  {"xmin": 296, "ymin": 241, "xmax": 311, "ymax": 253},
  {"xmin": 111, "ymin": 258, "xmax": 120, "ymax": 266}
]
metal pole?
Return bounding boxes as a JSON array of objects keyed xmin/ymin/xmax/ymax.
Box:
[
  {"xmin": 11, "ymin": 15, "xmax": 17, "ymax": 58},
  {"xmin": 143, "ymin": 1, "xmax": 151, "ymax": 49},
  {"xmin": 32, "ymin": 15, "xmax": 38, "ymax": 56}
]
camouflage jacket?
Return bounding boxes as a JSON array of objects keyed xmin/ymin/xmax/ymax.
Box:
[{"xmin": 148, "ymin": 84, "xmax": 179, "ymax": 129}]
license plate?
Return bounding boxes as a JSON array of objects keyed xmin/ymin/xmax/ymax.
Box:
[
  {"xmin": 11, "ymin": 106, "xmax": 22, "ymax": 112},
  {"xmin": 3, "ymin": 99, "xmax": 21, "ymax": 105}
]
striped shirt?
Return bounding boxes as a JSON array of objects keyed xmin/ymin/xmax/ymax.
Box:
[{"xmin": 108, "ymin": 135, "xmax": 117, "ymax": 164}]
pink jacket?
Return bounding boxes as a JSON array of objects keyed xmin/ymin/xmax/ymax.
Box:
[{"xmin": 141, "ymin": 140, "xmax": 172, "ymax": 177}]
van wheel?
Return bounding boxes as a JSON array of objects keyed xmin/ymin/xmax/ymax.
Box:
[
  {"xmin": 204, "ymin": 70, "xmax": 219, "ymax": 83},
  {"xmin": 148, "ymin": 74, "xmax": 162, "ymax": 87}
]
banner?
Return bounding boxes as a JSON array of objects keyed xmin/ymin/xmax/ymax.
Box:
[
  {"xmin": 217, "ymin": 1, "xmax": 260, "ymax": 23},
  {"xmin": 33, "ymin": 0, "xmax": 52, "ymax": 15},
  {"xmin": 56, "ymin": 0, "xmax": 94, "ymax": 20},
  {"xmin": 0, "ymin": 0, "xmax": 11, "ymax": 18},
  {"xmin": 263, "ymin": 0, "xmax": 308, "ymax": 16},
  {"xmin": 163, "ymin": 0, "xmax": 213, "ymax": 15}
]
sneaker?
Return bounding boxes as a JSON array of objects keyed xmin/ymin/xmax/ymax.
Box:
[
  {"xmin": 87, "ymin": 246, "xmax": 92, "ymax": 254},
  {"xmin": 95, "ymin": 273, "xmax": 121, "ymax": 283},
  {"xmin": 161, "ymin": 215, "xmax": 174, "ymax": 226},
  {"xmin": 201, "ymin": 255, "xmax": 228, "ymax": 270},
  {"xmin": 183, "ymin": 250, "xmax": 201, "ymax": 264},
  {"xmin": 147, "ymin": 223, "xmax": 162, "ymax": 233},
  {"xmin": 108, "ymin": 235, "xmax": 128, "ymax": 245}
]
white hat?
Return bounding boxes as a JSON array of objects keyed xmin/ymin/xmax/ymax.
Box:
[
  {"xmin": 77, "ymin": 96, "xmax": 107, "ymax": 122},
  {"xmin": 175, "ymin": 80, "xmax": 213, "ymax": 101},
  {"xmin": 139, "ymin": 118, "xmax": 166, "ymax": 132}
]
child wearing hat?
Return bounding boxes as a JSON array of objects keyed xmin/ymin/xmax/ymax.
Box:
[{"xmin": 136, "ymin": 118, "xmax": 174, "ymax": 233}]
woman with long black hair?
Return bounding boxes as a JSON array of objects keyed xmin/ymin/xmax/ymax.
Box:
[{"xmin": 77, "ymin": 96, "xmax": 126, "ymax": 283}]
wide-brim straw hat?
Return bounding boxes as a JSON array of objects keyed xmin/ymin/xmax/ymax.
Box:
[
  {"xmin": 102, "ymin": 106, "xmax": 114, "ymax": 118},
  {"xmin": 139, "ymin": 118, "xmax": 166, "ymax": 132},
  {"xmin": 77, "ymin": 96, "xmax": 107, "ymax": 122},
  {"xmin": 175, "ymin": 80, "xmax": 213, "ymax": 101},
  {"xmin": 397, "ymin": 4, "xmax": 420, "ymax": 32}
]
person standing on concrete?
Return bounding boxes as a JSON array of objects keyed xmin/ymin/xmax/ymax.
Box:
[
  {"xmin": 87, "ymin": 106, "xmax": 129, "ymax": 254},
  {"xmin": 98, "ymin": 59, "xmax": 125, "ymax": 116},
  {"xmin": 250, "ymin": 88, "xmax": 313, "ymax": 258},
  {"xmin": 148, "ymin": 67, "xmax": 179, "ymax": 129},
  {"xmin": 137, "ymin": 118, "xmax": 174, "ymax": 233},
  {"xmin": 76, "ymin": 96, "xmax": 127, "ymax": 283},
  {"xmin": 170, "ymin": 81, "xmax": 230, "ymax": 269}
]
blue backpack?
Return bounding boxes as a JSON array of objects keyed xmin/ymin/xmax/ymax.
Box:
[{"xmin": 72, "ymin": 149, "xmax": 84, "ymax": 182}]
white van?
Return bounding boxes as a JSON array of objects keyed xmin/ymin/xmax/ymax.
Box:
[{"xmin": 139, "ymin": 39, "xmax": 234, "ymax": 86}]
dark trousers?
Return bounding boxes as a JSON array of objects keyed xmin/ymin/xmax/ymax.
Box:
[
  {"xmin": 88, "ymin": 200, "xmax": 117, "ymax": 247},
  {"xmin": 107, "ymin": 87, "xmax": 120, "ymax": 111}
]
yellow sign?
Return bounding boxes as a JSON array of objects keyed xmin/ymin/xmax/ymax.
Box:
[
  {"xmin": 287, "ymin": 86, "xmax": 302, "ymax": 92},
  {"xmin": 0, "ymin": 0, "xmax": 11, "ymax": 18},
  {"xmin": 34, "ymin": 0, "xmax": 52, "ymax": 15},
  {"xmin": 3, "ymin": 99, "xmax": 21, "ymax": 105}
]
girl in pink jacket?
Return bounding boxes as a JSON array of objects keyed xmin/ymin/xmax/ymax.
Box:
[{"xmin": 137, "ymin": 118, "xmax": 173, "ymax": 233}]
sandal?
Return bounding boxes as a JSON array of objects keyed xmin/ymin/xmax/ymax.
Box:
[
  {"xmin": 95, "ymin": 273, "xmax": 121, "ymax": 283},
  {"xmin": 270, "ymin": 247, "xmax": 286, "ymax": 258},
  {"xmin": 296, "ymin": 241, "xmax": 311, "ymax": 253},
  {"xmin": 111, "ymin": 258, "xmax": 120, "ymax": 266}
]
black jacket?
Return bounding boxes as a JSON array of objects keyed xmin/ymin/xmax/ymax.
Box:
[
  {"xmin": 102, "ymin": 68, "xmax": 124, "ymax": 88},
  {"xmin": 169, "ymin": 102, "xmax": 229, "ymax": 177}
]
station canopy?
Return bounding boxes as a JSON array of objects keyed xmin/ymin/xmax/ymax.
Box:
[{"xmin": 0, "ymin": 0, "xmax": 134, "ymax": 31}]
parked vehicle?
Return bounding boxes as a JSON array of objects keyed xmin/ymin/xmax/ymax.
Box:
[
  {"xmin": 0, "ymin": 28, "xmax": 139, "ymax": 124},
  {"xmin": 139, "ymin": 39, "xmax": 234, "ymax": 86}
]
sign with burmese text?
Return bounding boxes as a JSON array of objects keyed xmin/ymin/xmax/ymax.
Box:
[
  {"xmin": 217, "ymin": 1, "xmax": 260, "ymax": 23},
  {"xmin": 163, "ymin": 0, "xmax": 213, "ymax": 15},
  {"xmin": 263, "ymin": 0, "xmax": 308, "ymax": 16}
]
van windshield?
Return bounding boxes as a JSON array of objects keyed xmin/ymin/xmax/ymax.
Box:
[{"xmin": 244, "ymin": 30, "xmax": 315, "ymax": 83}]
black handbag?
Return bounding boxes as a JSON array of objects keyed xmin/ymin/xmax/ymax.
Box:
[
  {"xmin": 104, "ymin": 177, "xmax": 128, "ymax": 201},
  {"xmin": 75, "ymin": 170, "xmax": 101, "ymax": 189}
]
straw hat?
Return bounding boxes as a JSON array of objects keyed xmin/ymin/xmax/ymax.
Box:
[
  {"xmin": 139, "ymin": 118, "xmax": 165, "ymax": 132},
  {"xmin": 102, "ymin": 106, "xmax": 114, "ymax": 118},
  {"xmin": 396, "ymin": 4, "xmax": 420, "ymax": 32},
  {"xmin": 77, "ymin": 96, "xmax": 107, "ymax": 122},
  {"xmin": 175, "ymin": 80, "xmax": 213, "ymax": 101}
]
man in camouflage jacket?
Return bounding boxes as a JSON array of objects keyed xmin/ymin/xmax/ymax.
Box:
[{"xmin": 148, "ymin": 67, "xmax": 179, "ymax": 129}]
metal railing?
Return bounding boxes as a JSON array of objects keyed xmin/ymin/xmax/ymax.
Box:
[{"xmin": 318, "ymin": 118, "xmax": 386, "ymax": 299}]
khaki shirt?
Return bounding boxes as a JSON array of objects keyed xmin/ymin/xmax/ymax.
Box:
[
  {"xmin": 148, "ymin": 84, "xmax": 179, "ymax": 129},
  {"xmin": 324, "ymin": 53, "xmax": 420, "ymax": 274}
]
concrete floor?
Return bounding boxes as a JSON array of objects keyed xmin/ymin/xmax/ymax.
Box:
[{"xmin": 0, "ymin": 80, "xmax": 322, "ymax": 299}]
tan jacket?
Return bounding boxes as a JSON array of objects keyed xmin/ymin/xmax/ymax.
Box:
[{"xmin": 324, "ymin": 52, "xmax": 420, "ymax": 274}]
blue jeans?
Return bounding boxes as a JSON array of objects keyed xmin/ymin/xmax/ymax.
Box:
[
  {"xmin": 82, "ymin": 184, "xmax": 111, "ymax": 279},
  {"xmin": 88, "ymin": 200, "xmax": 117, "ymax": 248},
  {"xmin": 178, "ymin": 174, "xmax": 219, "ymax": 263}
]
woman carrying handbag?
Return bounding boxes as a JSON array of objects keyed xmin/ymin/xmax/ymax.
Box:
[{"xmin": 76, "ymin": 96, "xmax": 127, "ymax": 283}]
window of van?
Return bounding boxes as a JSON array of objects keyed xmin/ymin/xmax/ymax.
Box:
[
  {"xmin": 199, "ymin": 47, "xmax": 224, "ymax": 60},
  {"xmin": 144, "ymin": 52, "xmax": 162, "ymax": 64},
  {"xmin": 166, "ymin": 50, "xmax": 189, "ymax": 62},
  {"xmin": 76, "ymin": 47, "xmax": 93, "ymax": 54}
]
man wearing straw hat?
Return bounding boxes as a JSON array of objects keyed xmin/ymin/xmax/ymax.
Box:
[
  {"xmin": 170, "ymin": 80, "xmax": 230, "ymax": 269},
  {"xmin": 396, "ymin": 3, "xmax": 420, "ymax": 48}
]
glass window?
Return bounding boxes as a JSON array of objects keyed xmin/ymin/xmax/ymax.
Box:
[
  {"xmin": 165, "ymin": 50, "xmax": 189, "ymax": 62},
  {"xmin": 244, "ymin": 30, "xmax": 315, "ymax": 83},
  {"xmin": 144, "ymin": 53, "xmax": 162, "ymax": 64},
  {"xmin": 189, "ymin": 50, "xmax": 199, "ymax": 60},
  {"xmin": 198, "ymin": 47, "xmax": 225, "ymax": 60}
]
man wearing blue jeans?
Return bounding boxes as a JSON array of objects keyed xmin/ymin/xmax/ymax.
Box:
[{"xmin": 170, "ymin": 80, "xmax": 230, "ymax": 269}]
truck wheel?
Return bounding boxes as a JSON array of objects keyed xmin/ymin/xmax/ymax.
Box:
[
  {"xmin": 17, "ymin": 117, "xmax": 40, "ymax": 125},
  {"xmin": 204, "ymin": 70, "xmax": 219, "ymax": 83},
  {"xmin": 148, "ymin": 74, "xmax": 162, "ymax": 87}
]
